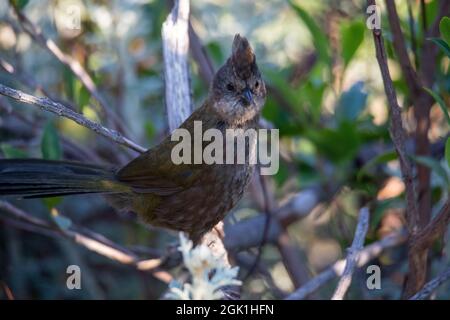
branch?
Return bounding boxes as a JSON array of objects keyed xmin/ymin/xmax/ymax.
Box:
[
  {"xmin": 385, "ymin": 0, "xmax": 422, "ymax": 96},
  {"xmin": 286, "ymin": 232, "xmax": 406, "ymax": 300},
  {"xmin": 8, "ymin": 2, "xmax": 128, "ymax": 132},
  {"xmin": 160, "ymin": 1, "xmax": 235, "ymax": 292},
  {"xmin": 411, "ymin": 199, "xmax": 450, "ymax": 252},
  {"xmin": 367, "ymin": 0, "xmax": 418, "ymax": 230},
  {"xmin": 225, "ymin": 189, "xmax": 319, "ymax": 251},
  {"xmin": 0, "ymin": 83, "xmax": 146, "ymax": 153},
  {"xmin": 367, "ymin": 0, "xmax": 427, "ymax": 297},
  {"xmin": 0, "ymin": 201, "xmax": 173, "ymax": 283},
  {"xmin": 188, "ymin": 22, "xmax": 215, "ymax": 84},
  {"xmin": 162, "ymin": 0, "xmax": 192, "ymax": 132},
  {"xmin": 410, "ymin": 267, "xmax": 450, "ymax": 300},
  {"xmin": 331, "ymin": 207, "xmax": 370, "ymax": 300}
]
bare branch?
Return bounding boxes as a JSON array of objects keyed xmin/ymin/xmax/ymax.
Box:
[
  {"xmin": 188, "ymin": 22, "xmax": 215, "ymax": 84},
  {"xmin": 8, "ymin": 2, "xmax": 128, "ymax": 132},
  {"xmin": 162, "ymin": 0, "xmax": 192, "ymax": 131},
  {"xmin": 410, "ymin": 267, "xmax": 450, "ymax": 300},
  {"xmin": 367, "ymin": 0, "xmax": 428, "ymax": 297},
  {"xmin": 367, "ymin": 0, "xmax": 418, "ymax": 230},
  {"xmin": 286, "ymin": 232, "xmax": 406, "ymax": 300},
  {"xmin": 411, "ymin": 199, "xmax": 450, "ymax": 252},
  {"xmin": 0, "ymin": 201, "xmax": 172, "ymax": 282},
  {"xmin": 225, "ymin": 189, "xmax": 319, "ymax": 251},
  {"xmin": 0, "ymin": 84, "xmax": 146, "ymax": 153},
  {"xmin": 331, "ymin": 207, "xmax": 370, "ymax": 300},
  {"xmin": 385, "ymin": 0, "xmax": 422, "ymax": 96}
]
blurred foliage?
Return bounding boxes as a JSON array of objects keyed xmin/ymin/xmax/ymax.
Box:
[{"xmin": 0, "ymin": 0, "xmax": 449, "ymax": 300}]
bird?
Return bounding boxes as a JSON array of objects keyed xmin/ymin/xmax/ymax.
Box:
[{"xmin": 0, "ymin": 34, "xmax": 267, "ymax": 243}]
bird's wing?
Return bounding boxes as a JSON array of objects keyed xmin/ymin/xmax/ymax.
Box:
[
  {"xmin": 116, "ymin": 137, "xmax": 198, "ymax": 195},
  {"xmin": 116, "ymin": 108, "xmax": 210, "ymax": 196}
]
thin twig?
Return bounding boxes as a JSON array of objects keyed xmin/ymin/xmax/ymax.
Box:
[
  {"xmin": 411, "ymin": 199, "xmax": 450, "ymax": 252},
  {"xmin": 0, "ymin": 201, "xmax": 171, "ymax": 281},
  {"xmin": 188, "ymin": 22, "xmax": 215, "ymax": 84},
  {"xmin": 381, "ymin": 0, "xmax": 450, "ymax": 297},
  {"xmin": 242, "ymin": 170, "xmax": 273, "ymax": 281},
  {"xmin": 0, "ymin": 84, "xmax": 146, "ymax": 153},
  {"xmin": 225, "ymin": 189, "xmax": 320, "ymax": 251},
  {"xmin": 367, "ymin": 0, "xmax": 426, "ymax": 297},
  {"xmin": 406, "ymin": 1, "xmax": 418, "ymax": 68},
  {"xmin": 385, "ymin": 0, "xmax": 422, "ymax": 96},
  {"xmin": 331, "ymin": 207, "xmax": 370, "ymax": 300},
  {"xmin": 420, "ymin": 0, "xmax": 427, "ymax": 32},
  {"xmin": 8, "ymin": 2, "xmax": 129, "ymax": 134},
  {"xmin": 367, "ymin": 0, "xmax": 418, "ymax": 230},
  {"xmin": 410, "ymin": 267, "xmax": 450, "ymax": 300},
  {"xmin": 286, "ymin": 232, "xmax": 406, "ymax": 300}
]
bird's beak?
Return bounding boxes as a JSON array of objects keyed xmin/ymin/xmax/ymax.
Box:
[{"xmin": 242, "ymin": 88, "xmax": 253, "ymax": 106}]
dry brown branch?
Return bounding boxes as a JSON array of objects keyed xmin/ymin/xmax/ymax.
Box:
[
  {"xmin": 410, "ymin": 267, "xmax": 450, "ymax": 300},
  {"xmin": 411, "ymin": 199, "xmax": 450, "ymax": 252},
  {"xmin": 331, "ymin": 207, "xmax": 370, "ymax": 300},
  {"xmin": 0, "ymin": 84, "xmax": 146, "ymax": 153},
  {"xmin": 0, "ymin": 200, "xmax": 172, "ymax": 283},
  {"xmin": 367, "ymin": 0, "xmax": 418, "ymax": 229},
  {"xmin": 384, "ymin": 0, "xmax": 422, "ymax": 96},
  {"xmin": 286, "ymin": 232, "xmax": 406, "ymax": 300},
  {"xmin": 380, "ymin": 0, "xmax": 450, "ymax": 297},
  {"xmin": 366, "ymin": 0, "xmax": 428, "ymax": 298},
  {"xmin": 413, "ymin": 0, "xmax": 449, "ymax": 236},
  {"xmin": 274, "ymin": 190, "xmax": 317, "ymax": 289}
]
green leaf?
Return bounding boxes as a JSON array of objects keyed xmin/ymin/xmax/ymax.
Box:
[
  {"xmin": 12, "ymin": 0, "xmax": 29, "ymax": 9},
  {"xmin": 424, "ymin": 88, "xmax": 450, "ymax": 125},
  {"xmin": 298, "ymin": 80, "xmax": 326, "ymax": 123},
  {"xmin": 335, "ymin": 81, "xmax": 368, "ymax": 123},
  {"xmin": 289, "ymin": 1, "xmax": 330, "ymax": 65},
  {"xmin": 43, "ymin": 197, "xmax": 62, "ymax": 209},
  {"xmin": 74, "ymin": 80, "xmax": 90, "ymax": 111},
  {"xmin": 357, "ymin": 150, "xmax": 397, "ymax": 181},
  {"xmin": 413, "ymin": 155, "xmax": 449, "ymax": 187},
  {"xmin": 274, "ymin": 162, "xmax": 289, "ymax": 187},
  {"xmin": 144, "ymin": 121, "xmax": 156, "ymax": 139},
  {"xmin": 428, "ymin": 37, "xmax": 450, "ymax": 58},
  {"xmin": 440, "ymin": 16, "xmax": 450, "ymax": 45},
  {"xmin": 445, "ymin": 137, "xmax": 450, "ymax": 170},
  {"xmin": 341, "ymin": 21, "xmax": 365, "ymax": 67},
  {"xmin": 1, "ymin": 144, "xmax": 28, "ymax": 158},
  {"xmin": 41, "ymin": 122, "xmax": 62, "ymax": 160},
  {"xmin": 206, "ymin": 41, "xmax": 224, "ymax": 66},
  {"xmin": 307, "ymin": 121, "xmax": 361, "ymax": 164}
]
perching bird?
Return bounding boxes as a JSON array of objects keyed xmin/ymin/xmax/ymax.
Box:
[{"xmin": 0, "ymin": 34, "xmax": 267, "ymax": 243}]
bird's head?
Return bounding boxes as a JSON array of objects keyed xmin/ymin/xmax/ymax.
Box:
[{"xmin": 210, "ymin": 34, "xmax": 266, "ymax": 125}]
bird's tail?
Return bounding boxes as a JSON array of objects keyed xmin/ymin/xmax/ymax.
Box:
[{"xmin": 0, "ymin": 159, "xmax": 127, "ymax": 199}]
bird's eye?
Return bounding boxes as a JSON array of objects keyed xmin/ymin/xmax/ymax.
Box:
[
  {"xmin": 255, "ymin": 81, "xmax": 259, "ymax": 88},
  {"xmin": 226, "ymin": 83, "xmax": 235, "ymax": 91}
]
